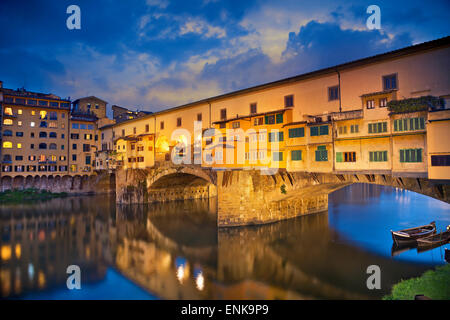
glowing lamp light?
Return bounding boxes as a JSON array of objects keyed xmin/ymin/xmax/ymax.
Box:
[
  {"xmin": 194, "ymin": 269, "xmax": 205, "ymax": 291},
  {"xmin": 1, "ymin": 245, "xmax": 12, "ymax": 261}
]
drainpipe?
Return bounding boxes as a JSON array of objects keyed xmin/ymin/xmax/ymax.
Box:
[
  {"xmin": 336, "ymin": 68, "xmax": 342, "ymax": 113},
  {"xmin": 208, "ymin": 101, "xmax": 212, "ymax": 128}
]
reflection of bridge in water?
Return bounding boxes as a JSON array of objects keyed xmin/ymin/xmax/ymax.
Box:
[
  {"xmin": 0, "ymin": 194, "xmax": 437, "ymax": 300},
  {"xmin": 113, "ymin": 198, "xmax": 433, "ymax": 300}
]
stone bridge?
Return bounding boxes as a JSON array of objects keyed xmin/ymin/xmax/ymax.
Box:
[{"xmin": 115, "ymin": 164, "xmax": 450, "ymax": 227}]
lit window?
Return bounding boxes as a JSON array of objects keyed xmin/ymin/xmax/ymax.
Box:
[
  {"xmin": 18, "ymin": 121, "xmax": 22, "ymax": 126},
  {"xmin": 17, "ymin": 143, "xmax": 22, "ymax": 149},
  {"xmin": 3, "ymin": 142, "xmax": 13, "ymax": 148},
  {"xmin": 5, "ymin": 107, "xmax": 13, "ymax": 115},
  {"xmin": 30, "ymin": 122, "xmax": 35, "ymax": 127},
  {"xmin": 18, "ymin": 109, "xmax": 22, "ymax": 115},
  {"xmin": 39, "ymin": 110, "xmax": 47, "ymax": 119},
  {"xmin": 31, "ymin": 110, "xmax": 36, "ymax": 115},
  {"xmin": 3, "ymin": 119, "xmax": 13, "ymax": 125}
]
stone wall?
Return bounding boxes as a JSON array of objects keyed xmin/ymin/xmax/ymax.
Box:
[{"xmin": 0, "ymin": 171, "xmax": 115, "ymax": 194}]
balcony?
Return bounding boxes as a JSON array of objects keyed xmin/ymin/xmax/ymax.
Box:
[{"xmin": 331, "ymin": 109, "xmax": 363, "ymax": 121}]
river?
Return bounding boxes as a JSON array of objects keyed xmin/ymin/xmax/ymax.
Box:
[{"xmin": 0, "ymin": 183, "xmax": 449, "ymax": 300}]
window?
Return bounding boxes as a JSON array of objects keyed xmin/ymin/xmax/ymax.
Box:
[
  {"xmin": 72, "ymin": 155, "xmax": 77, "ymax": 161},
  {"xmin": 133, "ymin": 127, "xmax": 136, "ymax": 134},
  {"xmin": 276, "ymin": 113, "xmax": 283, "ymax": 124},
  {"xmin": 121, "ymin": 129, "xmax": 125, "ymax": 136},
  {"xmin": 379, "ymin": 98, "xmax": 387, "ymax": 107},
  {"xmin": 145, "ymin": 124, "xmax": 149, "ymax": 132},
  {"xmin": 71, "ymin": 133, "xmax": 79, "ymax": 139},
  {"xmin": 350, "ymin": 124, "xmax": 359, "ymax": 133},
  {"xmin": 18, "ymin": 109, "xmax": 22, "ymax": 115},
  {"xmin": 338, "ymin": 126, "xmax": 347, "ymax": 135},
  {"xmin": 39, "ymin": 110, "xmax": 47, "ymax": 120},
  {"xmin": 3, "ymin": 130, "xmax": 12, "ymax": 136},
  {"xmin": 85, "ymin": 156, "xmax": 91, "ymax": 165},
  {"xmin": 369, "ymin": 151, "xmax": 388, "ymax": 162},
  {"xmin": 17, "ymin": 143, "xmax": 22, "ymax": 149},
  {"xmin": 27, "ymin": 99, "xmax": 37, "ymax": 105},
  {"xmin": 273, "ymin": 152, "xmax": 283, "ymax": 161},
  {"xmin": 220, "ymin": 108, "xmax": 227, "ymax": 120},
  {"xmin": 341, "ymin": 152, "xmax": 356, "ymax": 162},
  {"xmin": 3, "ymin": 119, "xmax": 13, "ymax": 125},
  {"xmin": 4, "ymin": 107, "xmax": 13, "ymax": 115},
  {"xmin": 40, "ymin": 121, "xmax": 47, "ymax": 128},
  {"xmin": 291, "ymin": 150, "xmax": 302, "ymax": 161},
  {"xmin": 39, "ymin": 143, "xmax": 47, "ymax": 149},
  {"xmin": 31, "ymin": 132, "xmax": 35, "ymax": 138},
  {"xmin": 83, "ymin": 144, "xmax": 90, "ymax": 152},
  {"xmin": 3, "ymin": 141, "xmax": 12, "ymax": 148},
  {"xmin": 49, "ymin": 143, "xmax": 57, "ymax": 150},
  {"xmin": 268, "ymin": 131, "xmax": 284, "ymax": 142},
  {"xmin": 328, "ymin": 86, "xmax": 339, "ymax": 101},
  {"xmin": 80, "ymin": 124, "xmax": 87, "ymax": 130},
  {"xmin": 383, "ymin": 74, "xmax": 398, "ymax": 90},
  {"xmin": 232, "ymin": 122, "xmax": 240, "ymax": 129},
  {"xmin": 72, "ymin": 144, "xmax": 77, "ymax": 150},
  {"xmin": 393, "ymin": 117, "xmax": 425, "ymax": 132},
  {"xmin": 29, "ymin": 156, "xmax": 36, "ymax": 161},
  {"xmin": 49, "ymin": 132, "xmax": 57, "ymax": 138},
  {"xmin": 39, "ymin": 132, "xmax": 47, "ymax": 138},
  {"xmin": 15, "ymin": 156, "xmax": 23, "ymax": 161},
  {"xmin": 72, "ymin": 123, "xmax": 79, "ymax": 129},
  {"xmin": 16, "ymin": 98, "xmax": 25, "ymax": 104},
  {"xmin": 265, "ymin": 115, "xmax": 275, "ymax": 125},
  {"xmin": 310, "ymin": 125, "xmax": 329, "ymax": 136},
  {"xmin": 49, "ymin": 111, "xmax": 57, "ymax": 120},
  {"xmin": 30, "ymin": 122, "xmax": 35, "ymax": 127},
  {"xmin": 18, "ymin": 121, "xmax": 22, "ymax": 126},
  {"xmin": 253, "ymin": 117, "xmax": 263, "ymax": 126},
  {"xmin": 400, "ymin": 149, "xmax": 422, "ymax": 163},
  {"xmin": 368, "ymin": 122, "xmax": 387, "ymax": 133},
  {"xmin": 16, "ymin": 131, "xmax": 23, "ymax": 137},
  {"xmin": 160, "ymin": 121, "xmax": 164, "ymax": 130},
  {"xmin": 30, "ymin": 144, "xmax": 34, "ymax": 149},
  {"xmin": 39, "ymin": 100, "xmax": 48, "ymax": 106},
  {"xmin": 84, "ymin": 134, "xmax": 92, "ymax": 140},
  {"xmin": 431, "ymin": 155, "xmax": 450, "ymax": 166},
  {"xmin": 197, "ymin": 113, "xmax": 202, "ymax": 121},
  {"xmin": 288, "ymin": 127, "xmax": 304, "ymax": 138},
  {"xmin": 284, "ymin": 95, "xmax": 294, "ymax": 108},
  {"xmin": 70, "ymin": 165, "xmax": 77, "ymax": 172},
  {"xmin": 49, "ymin": 121, "xmax": 57, "ymax": 128},
  {"xmin": 366, "ymin": 100, "xmax": 375, "ymax": 109},
  {"xmin": 315, "ymin": 146, "xmax": 328, "ymax": 161},
  {"xmin": 177, "ymin": 117, "xmax": 182, "ymax": 127},
  {"xmin": 250, "ymin": 103, "xmax": 257, "ymax": 114}
]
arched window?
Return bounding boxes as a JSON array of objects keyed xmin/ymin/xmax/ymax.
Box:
[
  {"xmin": 49, "ymin": 111, "xmax": 57, "ymax": 120},
  {"xmin": 49, "ymin": 143, "xmax": 57, "ymax": 150},
  {"xmin": 2, "ymin": 130, "xmax": 12, "ymax": 136},
  {"xmin": 39, "ymin": 132, "xmax": 47, "ymax": 138},
  {"xmin": 39, "ymin": 143, "xmax": 47, "ymax": 149},
  {"xmin": 49, "ymin": 132, "xmax": 57, "ymax": 138},
  {"xmin": 2, "ymin": 141, "xmax": 12, "ymax": 148}
]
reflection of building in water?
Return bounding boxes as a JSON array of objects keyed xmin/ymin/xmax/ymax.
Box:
[
  {"xmin": 329, "ymin": 183, "xmax": 384, "ymax": 205},
  {"xmin": 0, "ymin": 196, "xmax": 114, "ymax": 298}
]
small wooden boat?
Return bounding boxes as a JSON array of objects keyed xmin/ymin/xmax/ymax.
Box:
[
  {"xmin": 445, "ymin": 248, "xmax": 450, "ymax": 263},
  {"xmin": 391, "ymin": 221, "xmax": 436, "ymax": 245},
  {"xmin": 417, "ymin": 228, "xmax": 450, "ymax": 248}
]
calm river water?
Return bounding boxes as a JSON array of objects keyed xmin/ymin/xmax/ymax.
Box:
[{"xmin": 0, "ymin": 183, "xmax": 449, "ymax": 300}]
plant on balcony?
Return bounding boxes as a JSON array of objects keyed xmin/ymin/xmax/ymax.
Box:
[{"xmin": 387, "ymin": 95, "xmax": 444, "ymax": 114}]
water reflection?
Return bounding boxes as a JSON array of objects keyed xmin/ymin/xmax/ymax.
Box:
[{"xmin": 0, "ymin": 183, "xmax": 448, "ymax": 300}]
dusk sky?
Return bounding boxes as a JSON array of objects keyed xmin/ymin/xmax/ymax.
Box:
[{"xmin": 1, "ymin": 0, "xmax": 449, "ymax": 112}]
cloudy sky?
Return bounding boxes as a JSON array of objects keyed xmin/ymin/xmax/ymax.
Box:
[{"xmin": 0, "ymin": 0, "xmax": 449, "ymax": 112}]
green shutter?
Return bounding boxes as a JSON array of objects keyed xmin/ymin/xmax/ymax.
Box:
[
  {"xmin": 382, "ymin": 122, "xmax": 387, "ymax": 132},
  {"xmin": 288, "ymin": 128, "xmax": 294, "ymax": 138},
  {"xmin": 276, "ymin": 113, "xmax": 283, "ymax": 124},
  {"xmin": 336, "ymin": 152, "xmax": 343, "ymax": 162},
  {"xmin": 417, "ymin": 149, "xmax": 422, "ymax": 162},
  {"xmin": 383, "ymin": 151, "xmax": 388, "ymax": 161},
  {"xmin": 403, "ymin": 119, "xmax": 408, "ymax": 131},
  {"xmin": 419, "ymin": 117, "xmax": 425, "ymax": 129},
  {"xmin": 279, "ymin": 132, "xmax": 284, "ymax": 141},
  {"xmin": 400, "ymin": 150, "xmax": 405, "ymax": 162},
  {"xmin": 320, "ymin": 125, "xmax": 329, "ymax": 135},
  {"xmin": 394, "ymin": 120, "xmax": 398, "ymax": 132},
  {"xmin": 310, "ymin": 127, "xmax": 319, "ymax": 136}
]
